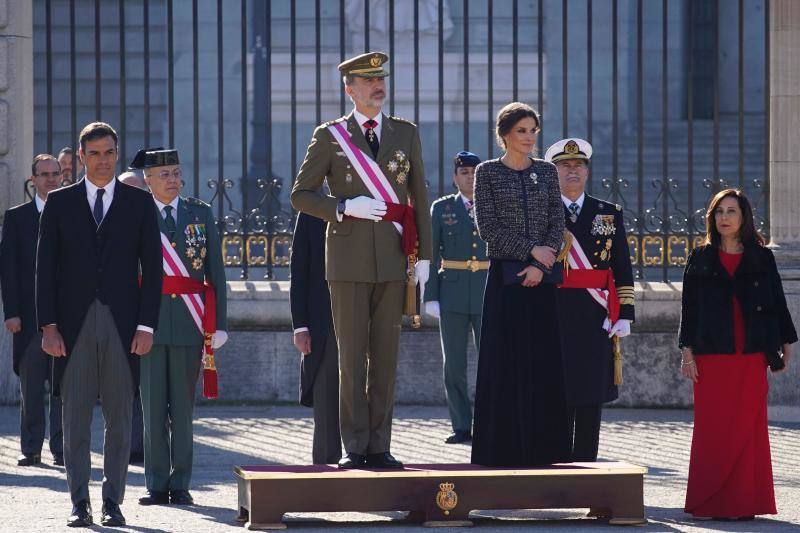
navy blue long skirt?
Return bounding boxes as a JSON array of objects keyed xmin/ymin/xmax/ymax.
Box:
[{"xmin": 471, "ymin": 260, "xmax": 572, "ymax": 467}]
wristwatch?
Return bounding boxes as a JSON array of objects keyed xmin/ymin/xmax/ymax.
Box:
[{"xmin": 337, "ymin": 199, "xmax": 347, "ymax": 216}]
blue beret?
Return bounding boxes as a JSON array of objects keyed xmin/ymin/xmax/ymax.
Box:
[{"xmin": 454, "ymin": 151, "xmax": 481, "ymax": 171}]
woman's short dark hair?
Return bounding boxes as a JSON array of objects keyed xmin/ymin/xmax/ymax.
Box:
[
  {"xmin": 704, "ymin": 188, "xmax": 765, "ymax": 247},
  {"xmin": 495, "ymin": 102, "xmax": 541, "ymax": 150},
  {"xmin": 78, "ymin": 122, "xmax": 118, "ymax": 151}
]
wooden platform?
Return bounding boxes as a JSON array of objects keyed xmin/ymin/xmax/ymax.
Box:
[{"xmin": 234, "ymin": 461, "xmax": 648, "ymax": 530}]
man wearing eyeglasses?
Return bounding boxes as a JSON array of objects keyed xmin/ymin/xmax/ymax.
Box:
[
  {"xmin": 1, "ymin": 154, "xmax": 64, "ymax": 468},
  {"xmin": 131, "ymin": 148, "xmax": 227, "ymax": 507}
]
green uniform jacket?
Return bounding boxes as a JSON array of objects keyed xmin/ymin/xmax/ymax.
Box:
[
  {"xmin": 290, "ymin": 112, "xmax": 432, "ymax": 283},
  {"xmin": 153, "ymin": 197, "xmax": 228, "ymax": 346},
  {"xmin": 424, "ymin": 194, "xmax": 488, "ymax": 316}
]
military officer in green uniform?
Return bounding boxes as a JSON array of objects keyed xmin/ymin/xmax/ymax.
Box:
[
  {"xmin": 131, "ymin": 148, "xmax": 228, "ymax": 505},
  {"xmin": 424, "ymin": 151, "xmax": 488, "ymax": 444},
  {"xmin": 290, "ymin": 52, "xmax": 432, "ymax": 469}
]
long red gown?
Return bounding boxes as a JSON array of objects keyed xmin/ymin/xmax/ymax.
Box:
[{"xmin": 684, "ymin": 249, "xmax": 777, "ymax": 518}]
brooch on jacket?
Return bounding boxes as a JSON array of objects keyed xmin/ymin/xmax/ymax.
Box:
[
  {"xmin": 185, "ymin": 223, "xmax": 207, "ymax": 271},
  {"xmin": 591, "ymin": 215, "xmax": 616, "ymax": 236},
  {"xmin": 387, "ymin": 150, "xmax": 410, "ymax": 184}
]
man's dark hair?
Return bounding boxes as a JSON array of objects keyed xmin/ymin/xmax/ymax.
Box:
[
  {"xmin": 495, "ymin": 102, "xmax": 541, "ymax": 150},
  {"xmin": 58, "ymin": 146, "xmax": 73, "ymax": 157},
  {"xmin": 78, "ymin": 122, "xmax": 119, "ymax": 152},
  {"xmin": 31, "ymin": 153, "xmax": 60, "ymax": 176}
]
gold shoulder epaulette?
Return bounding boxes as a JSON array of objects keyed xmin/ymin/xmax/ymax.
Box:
[
  {"xmin": 389, "ymin": 115, "xmax": 416, "ymax": 126},
  {"xmin": 185, "ymin": 197, "xmax": 210, "ymax": 208}
]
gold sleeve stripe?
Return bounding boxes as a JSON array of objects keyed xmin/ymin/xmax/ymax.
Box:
[{"xmin": 619, "ymin": 297, "xmax": 635, "ymax": 306}]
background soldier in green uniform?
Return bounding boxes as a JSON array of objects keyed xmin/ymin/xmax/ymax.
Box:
[
  {"xmin": 290, "ymin": 52, "xmax": 432, "ymax": 469},
  {"xmin": 132, "ymin": 148, "xmax": 228, "ymax": 505},
  {"xmin": 424, "ymin": 151, "xmax": 487, "ymax": 444}
]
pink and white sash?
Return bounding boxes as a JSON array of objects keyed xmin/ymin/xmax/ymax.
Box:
[
  {"xmin": 327, "ymin": 121, "xmax": 402, "ymax": 234},
  {"xmin": 160, "ymin": 232, "xmax": 204, "ymax": 335}
]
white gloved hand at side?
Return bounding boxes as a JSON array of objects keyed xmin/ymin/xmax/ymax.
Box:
[
  {"xmin": 414, "ymin": 260, "xmax": 430, "ymax": 286},
  {"xmin": 212, "ymin": 330, "xmax": 229, "ymax": 349},
  {"xmin": 344, "ymin": 196, "xmax": 387, "ymax": 221},
  {"xmin": 608, "ymin": 319, "xmax": 631, "ymax": 338},
  {"xmin": 425, "ymin": 301, "xmax": 441, "ymax": 319}
]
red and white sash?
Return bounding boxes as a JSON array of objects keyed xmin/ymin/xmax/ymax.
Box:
[
  {"xmin": 160, "ymin": 232, "xmax": 204, "ymax": 335},
  {"xmin": 327, "ymin": 121, "xmax": 403, "ymax": 235},
  {"xmin": 565, "ymin": 231, "xmax": 613, "ymax": 331}
]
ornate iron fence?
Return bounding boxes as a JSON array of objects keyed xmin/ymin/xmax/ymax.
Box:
[{"xmin": 31, "ymin": 0, "xmax": 770, "ymax": 282}]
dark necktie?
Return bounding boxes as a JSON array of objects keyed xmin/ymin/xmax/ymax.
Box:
[
  {"xmin": 163, "ymin": 205, "xmax": 177, "ymax": 239},
  {"xmin": 568, "ymin": 202, "xmax": 580, "ymax": 223},
  {"xmin": 93, "ymin": 188, "xmax": 105, "ymax": 226},
  {"xmin": 363, "ymin": 119, "xmax": 379, "ymax": 158}
]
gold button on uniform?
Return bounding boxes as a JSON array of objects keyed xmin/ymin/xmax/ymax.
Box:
[
  {"xmin": 171, "ymin": 294, "xmax": 177, "ymax": 299},
  {"xmin": 472, "ymin": 243, "xmax": 477, "ymax": 248},
  {"xmin": 473, "ymin": 231, "xmax": 478, "ymax": 236},
  {"xmin": 471, "ymin": 255, "xmax": 477, "ymax": 260},
  {"xmin": 171, "ymin": 242, "xmax": 176, "ymax": 248}
]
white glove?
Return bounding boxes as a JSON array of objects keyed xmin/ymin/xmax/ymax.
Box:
[
  {"xmin": 344, "ymin": 196, "xmax": 387, "ymax": 221},
  {"xmin": 425, "ymin": 301, "xmax": 441, "ymax": 319},
  {"xmin": 608, "ymin": 319, "xmax": 631, "ymax": 339},
  {"xmin": 212, "ymin": 330, "xmax": 229, "ymax": 349},
  {"xmin": 415, "ymin": 259, "xmax": 430, "ymax": 287}
]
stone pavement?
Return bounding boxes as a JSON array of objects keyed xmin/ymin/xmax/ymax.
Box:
[{"xmin": 0, "ymin": 405, "xmax": 797, "ymax": 532}]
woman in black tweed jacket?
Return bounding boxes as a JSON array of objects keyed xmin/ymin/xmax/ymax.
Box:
[{"xmin": 471, "ymin": 102, "xmax": 572, "ymax": 466}]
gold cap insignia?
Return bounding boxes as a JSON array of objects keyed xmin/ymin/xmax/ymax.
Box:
[{"xmin": 565, "ymin": 140, "xmax": 580, "ymax": 154}]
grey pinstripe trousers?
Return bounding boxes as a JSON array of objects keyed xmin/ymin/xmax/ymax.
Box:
[{"xmin": 61, "ymin": 300, "xmax": 134, "ymax": 505}]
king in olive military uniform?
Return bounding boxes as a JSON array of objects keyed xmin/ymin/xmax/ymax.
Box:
[
  {"xmin": 424, "ymin": 151, "xmax": 487, "ymax": 445},
  {"xmin": 290, "ymin": 52, "xmax": 431, "ymax": 469},
  {"xmin": 132, "ymin": 149, "xmax": 228, "ymax": 505},
  {"xmin": 545, "ymin": 138, "xmax": 635, "ymax": 463}
]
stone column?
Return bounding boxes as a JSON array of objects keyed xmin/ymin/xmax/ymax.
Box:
[
  {"xmin": 768, "ymin": 0, "xmax": 800, "ymax": 416},
  {"xmin": 0, "ymin": 0, "xmax": 33, "ymax": 404}
]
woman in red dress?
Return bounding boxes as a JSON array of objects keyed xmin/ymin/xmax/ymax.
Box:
[{"xmin": 678, "ymin": 188, "xmax": 796, "ymax": 520}]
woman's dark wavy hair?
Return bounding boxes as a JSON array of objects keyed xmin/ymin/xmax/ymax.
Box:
[{"xmin": 704, "ymin": 188, "xmax": 765, "ymax": 247}]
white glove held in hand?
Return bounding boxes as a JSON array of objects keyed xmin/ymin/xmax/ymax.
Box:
[
  {"xmin": 212, "ymin": 330, "xmax": 229, "ymax": 349},
  {"xmin": 414, "ymin": 260, "xmax": 430, "ymax": 287},
  {"xmin": 608, "ymin": 319, "xmax": 631, "ymax": 338},
  {"xmin": 425, "ymin": 301, "xmax": 441, "ymax": 319},
  {"xmin": 344, "ymin": 196, "xmax": 387, "ymax": 221}
]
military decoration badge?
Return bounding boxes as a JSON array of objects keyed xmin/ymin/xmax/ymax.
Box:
[
  {"xmin": 600, "ymin": 238, "xmax": 613, "ymax": 261},
  {"xmin": 185, "ymin": 223, "xmax": 208, "ymax": 270},
  {"xmin": 389, "ymin": 150, "xmax": 411, "ymax": 185},
  {"xmin": 590, "ymin": 214, "xmax": 616, "ymax": 236}
]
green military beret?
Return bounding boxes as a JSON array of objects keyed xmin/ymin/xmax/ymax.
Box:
[{"xmin": 338, "ymin": 51, "xmax": 390, "ymax": 78}]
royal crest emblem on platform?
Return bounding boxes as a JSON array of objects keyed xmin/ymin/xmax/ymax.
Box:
[{"xmin": 435, "ymin": 482, "xmax": 458, "ymax": 515}]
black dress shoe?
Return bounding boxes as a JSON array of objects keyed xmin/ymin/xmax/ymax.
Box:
[
  {"xmin": 53, "ymin": 453, "xmax": 64, "ymax": 466},
  {"xmin": 444, "ymin": 430, "xmax": 472, "ymax": 444},
  {"xmin": 101, "ymin": 499, "xmax": 126, "ymax": 527},
  {"xmin": 169, "ymin": 489, "xmax": 194, "ymax": 505},
  {"xmin": 67, "ymin": 500, "xmax": 92, "ymax": 527},
  {"xmin": 337, "ymin": 452, "xmax": 366, "ymax": 469},
  {"xmin": 17, "ymin": 453, "xmax": 41, "ymax": 466},
  {"xmin": 365, "ymin": 452, "xmax": 404, "ymax": 469},
  {"xmin": 129, "ymin": 451, "xmax": 144, "ymax": 465},
  {"xmin": 138, "ymin": 490, "xmax": 169, "ymax": 506}
]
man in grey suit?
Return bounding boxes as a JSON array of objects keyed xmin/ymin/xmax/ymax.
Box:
[{"xmin": 37, "ymin": 122, "xmax": 162, "ymax": 527}]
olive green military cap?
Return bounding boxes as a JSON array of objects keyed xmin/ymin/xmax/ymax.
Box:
[{"xmin": 338, "ymin": 51, "xmax": 390, "ymax": 78}]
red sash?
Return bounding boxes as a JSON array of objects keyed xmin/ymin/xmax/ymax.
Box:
[
  {"xmin": 559, "ymin": 268, "xmax": 620, "ymax": 324},
  {"xmin": 345, "ymin": 202, "xmax": 418, "ymax": 256}
]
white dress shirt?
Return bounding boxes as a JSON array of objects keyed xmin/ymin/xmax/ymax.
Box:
[
  {"xmin": 458, "ymin": 192, "xmax": 474, "ymax": 211},
  {"xmin": 352, "ymin": 108, "xmax": 383, "ymax": 142},
  {"xmin": 561, "ymin": 193, "xmax": 585, "ymax": 214},
  {"xmin": 34, "ymin": 195, "xmax": 46, "ymax": 213},
  {"xmin": 153, "ymin": 196, "xmax": 180, "ymax": 221},
  {"xmin": 85, "ymin": 176, "xmax": 116, "ymax": 220}
]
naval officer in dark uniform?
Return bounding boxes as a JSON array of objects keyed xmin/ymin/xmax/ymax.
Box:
[
  {"xmin": 424, "ymin": 151, "xmax": 487, "ymax": 444},
  {"xmin": 545, "ymin": 138, "xmax": 635, "ymax": 462}
]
